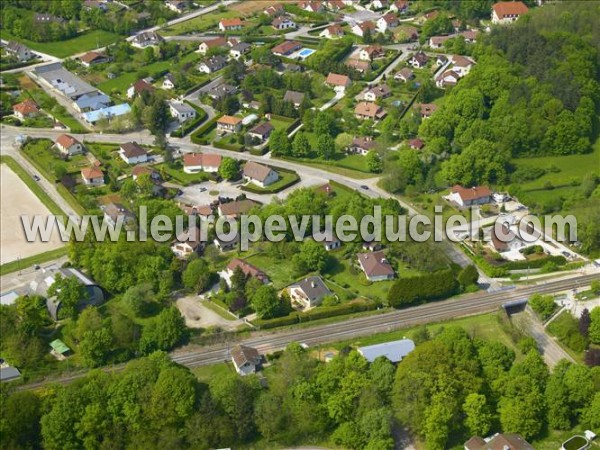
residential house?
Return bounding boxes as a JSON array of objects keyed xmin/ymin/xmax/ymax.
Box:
[
  {"xmin": 464, "ymin": 433, "xmax": 534, "ymax": 450},
  {"xmin": 272, "ymin": 16, "xmax": 296, "ymax": 30},
  {"xmin": 299, "ymin": 1, "xmax": 324, "ymax": 13},
  {"xmin": 0, "ymin": 365, "xmax": 21, "ymax": 383},
  {"xmin": 179, "ymin": 203, "xmax": 213, "ymax": 217},
  {"xmin": 165, "ymin": 0, "xmax": 188, "ymax": 13},
  {"xmin": 231, "ymin": 345, "xmax": 261, "ymax": 376},
  {"xmin": 248, "ymin": 122, "xmax": 274, "ymax": 142},
  {"xmin": 451, "ymin": 54, "xmax": 475, "ymax": 76},
  {"xmin": 394, "ymin": 67, "xmax": 414, "ymax": 82},
  {"xmin": 422, "ymin": 10, "xmax": 439, "ymax": 22},
  {"xmin": 102, "ymin": 202, "xmax": 136, "ymax": 229},
  {"xmin": 208, "ymin": 83, "xmax": 238, "ymax": 100},
  {"xmin": 352, "ymin": 21, "xmax": 377, "ymax": 37},
  {"xmin": 369, "ymin": 0, "xmax": 389, "ymax": 10},
  {"xmin": 5, "ymin": 41, "xmax": 33, "ymax": 62},
  {"xmin": 461, "ymin": 30, "xmax": 479, "ymax": 43},
  {"xmin": 13, "ymin": 99, "xmax": 39, "ymax": 120},
  {"xmin": 390, "ymin": 0, "xmax": 409, "ymax": 13},
  {"xmin": 171, "ymin": 225, "xmax": 203, "ymax": 259},
  {"xmin": 408, "ymin": 138, "xmax": 425, "ymax": 150},
  {"xmin": 355, "ymin": 102, "xmax": 387, "ymax": 121},
  {"xmin": 243, "ymin": 161, "xmax": 279, "ymax": 187},
  {"xmin": 162, "ymin": 73, "xmax": 176, "ymax": 90},
  {"xmin": 83, "ymin": 0, "xmax": 108, "ymax": 12},
  {"xmin": 169, "ymin": 101, "xmax": 196, "ymax": 123},
  {"xmin": 288, "ymin": 276, "xmax": 333, "ymax": 308},
  {"xmin": 320, "ymin": 24, "xmax": 345, "ymax": 39},
  {"xmin": 346, "ymin": 59, "xmax": 371, "ymax": 73},
  {"xmin": 359, "ymin": 44, "xmax": 385, "ymax": 61},
  {"xmin": 490, "ymin": 224, "xmax": 516, "ymax": 253},
  {"xmin": 264, "ymin": 4, "xmax": 285, "ymax": 17},
  {"xmin": 73, "ymin": 92, "xmax": 111, "ymax": 113},
  {"xmin": 435, "ymin": 69, "xmax": 460, "ymax": 88},
  {"xmin": 348, "ymin": 136, "xmax": 376, "ymax": 155},
  {"xmin": 218, "ymin": 199, "xmax": 260, "ymax": 219},
  {"xmin": 408, "ymin": 51, "xmax": 428, "ymax": 68},
  {"xmin": 214, "ymin": 233, "xmax": 240, "ymax": 251},
  {"xmin": 283, "ymin": 90, "xmax": 305, "ymax": 108},
  {"xmin": 81, "ymin": 167, "xmax": 104, "ymax": 186},
  {"xmin": 448, "ymin": 185, "xmax": 492, "ymax": 207},
  {"xmin": 377, "ymin": 12, "xmax": 399, "ymax": 32},
  {"xmin": 417, "ymin": 102, "xmax": 437, "ymax": 118},
  {"xmin": 79, "ymin": 51, "xmax": 110, "ymax": 67},
  {"xmin": 357, "ymin": 250, "xmax": 395, "ymax": 281},
  {"xmin": 230, "ymin": 42, "xmax": 252, "ymax": 59},
  {"xmin": 271, "ymin": 40, "xmax": 302, "ymax": 56},
  {"xmin": 436, "ymin": 54, "xmax": 448, "ymax": 67},
  {"xmin": 364, "ymin": 84, "xmax": 392, "ymax": 101},
  {"xmin": 225, "ymin": 258, "xmax": 270, "ymax": 284},
  {"xmin": 131, "ymin": 31, "xmax": 164, "ymax": 48},
  {"xmin": 326, "ymin": 72, "xmax": 352, "ymax": 92},
  {"xmin": 326, "ymin": 0, "xmax": 346, "ymax": 10},
  {"xmin": 198, "ymin": 36, "xmax": 228, "ymax": 54},
  {"xmin": 55, "ymin": 134, "xmax": 84, "ymax": 156},
  {"xmin": 217, "ymin": 115, "xmax": 242, "ymax": 134},
  {"xmin": 198, "ymin": 55, "xmax": 227, "ymax": 74},
  {"xmin": 323, "ymin": 235, "xmax": 341, "ymax": 251},
  {"xmin": 132, "ymin": 165, "xmax": 161, "ymax": 181},
  {"xmin": 182, "ymin": 153, "xmax": 222, "ymax": 173},
  {"xmin": 119, "ymin": 142, "xmax": 148, "ymax": 164},
  {"xmin": 127, "ymin": 79, "xmax": 155, "ymax": 98},
  {"xmin": 362, "ymin": 240, "xmax": 383, "ymax": 252},
  {"xmin": 491, "ymin": 1, "xmax": 529, "ymax": 24},
  {"xmin": 429, "ymin": 35, "xmax": 451, "ymax": 49},
  {"xmin": 358, "ymin": 339, "xmax": 415, "ymax": 363},
  {"xmin": 219, "ymin": 18, "xmax": 244, "ymax": 32}
]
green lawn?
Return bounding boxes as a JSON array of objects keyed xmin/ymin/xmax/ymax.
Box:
[
  {"xmin": 158, "ymin": 163, "xmax": 210, "ymax": 186},
  {"xmin": 191, "ymin": 362, "xmax": 236, "ymax": 384},
  {"xmin": 245, "ymin": 251, "xmax": 299, "ymax": 290},
  {"xmin": 161, "ymin": 10, "xmax": 241, "ymax": 35},
  {"xmin": 0, "ymin": 29, "xmax": 121, "ymax": 58},
  {"xmin": 242, "ymin": 171, "xmax": 299, "ymax": 193},
  {"xmin": 0, "ymin": 247, "xmax": 68, "ymax": 276},
  {"xmin": 22, "ymin": 139, "xmax": 88, "ymax": 179}
]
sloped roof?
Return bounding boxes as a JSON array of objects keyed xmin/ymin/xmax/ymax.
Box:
[
  {"xmin": 326, "ymin": 72, "xmax": 351, "ymax": 86},
  {"xmin": 492, "ymin": 1, "xmax": 529, "ymax": 18},
  {"xmin": 451, "ymin": 185, "xmax": 492, "ymax": 202},
  {"xmin": 243, "ymin": 161, "xmax": 274, "ymax": 182},
  {"xmin": 120, "ymin": 142, "xmax": 147, "ymax": 158},
  {"xmin": 358, "ymin": 339, "xmax": 415, "ymax": 363},
  {"xmin": 81, "ymin": 167, "xmax": 103, "ymax": 180},
  {"xmin": 56, "ymin": 134, "xmax": 80, "ymax": 148},
  {"xmin": 218, "ymin": 115, "xmax": 242, "ymax": 125},
  {"xmin": 231, "ymin": 344, "xmax": 260, "ymax": 367},
  {"xmin": 219, "ymin": 199, "xmax": 259, "ymax": 217},
  {"xmin": 227, "ymin": 258, "xmax": 269, "ymax": 282},
  {"xmin": 357, "ymin": 250, "xmax": 395, "ymax": 277},
  {"xmin": 355, "ymin": 101, "xmax": 384, "ymax": 118},
  {"xmin": 249, "ymin": 121, "xmax": 274, "ymax": 136},
  {"xmin": 13, "ymin": 99, "xmax": 39, "ymax": 115},
  {"xmin": 80, "ymin": 51, "xmax": 108, "ymax": 64}
]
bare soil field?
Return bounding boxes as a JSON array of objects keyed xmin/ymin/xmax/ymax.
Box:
[
  {"xmin": 0, "ymin": 164, "xmax": 64, "ymax": 265},
  {"xmin": 230, "ymin": 0, "xmax": 292, "ymax": 14}
]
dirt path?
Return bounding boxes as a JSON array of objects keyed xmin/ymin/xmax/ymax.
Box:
[{"xmin": 176, "ymin": 295, "xmax": 242, "ymax": 331}]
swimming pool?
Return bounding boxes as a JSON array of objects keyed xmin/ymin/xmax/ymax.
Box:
[{"xmin": 298, "ymin": 48, "xmax": 316, "ymax": 59}]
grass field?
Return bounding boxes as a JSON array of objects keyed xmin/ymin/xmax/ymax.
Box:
[
  {"xmin": 0, "ymin": 247, "xmax": 68, "ymax": 276},
  {"xmin": 161, "ymin": 10, "xmax": 241, "ymax": 35},
  {"xmin": 0, "ymin": 30, "xmax": 121, "ymax": 58},
  {"xmin": 158, "ymin": 163, "xmax": 210, "ymax": 186},
  {"xmin": 242, "ymin": 171, "xmax": 299, "ymax": 193}
]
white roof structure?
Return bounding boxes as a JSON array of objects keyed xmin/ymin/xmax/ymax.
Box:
[{"xmin": 357, "ymin": 339, "xmax": 415, "ymax": 363}]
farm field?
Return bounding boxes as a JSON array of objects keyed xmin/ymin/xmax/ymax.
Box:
[
  {"xmin": 0, "ymin": 164, "xmax": 64, "ymax": 265},
  {"xmin": 0, "ymin": 29, "xmax": 121, "ymax": 58}
]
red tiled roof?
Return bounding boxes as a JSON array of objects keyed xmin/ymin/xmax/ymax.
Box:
[
  {"xmin": 183, "ymin": 153, "xmax": 222, "ymax": 168},
  {"xmin": 227, "ymin": 258, "xmax": 268, "ymax": 282},
  {"xmin": 217, "ymin": 115, "xmax": 242, "ymax": 125},
  {"xmin": 451, "ymin": 185, "xmax": 492, "ymax": 202},
  {"xmin": 492, "ymin": 1, "xmax": 529, "ymax": 18},
  {"xmin": 326, "ymin": 72, "xmax": 351, "ymax": 86},
  {"xmin": 56, "ymin": 134, "xmax": 80, "ymax": 149},
  {"xmin": 220, "ymin": 17, "xmax": 243, "ymax": 27},
  {"xmin": 358, "ymin": 251, "xmax": 395, "ymax": 278},
  {"xmin": 80, "ymin": 51, "xmax": 107, "ymax": 64},
  {"xmin": 81, "ymin": 167, "xmax": 103, "ymax": 180},
  {"xmin": 13, "ymin": 99, "xmax": 39, "ymax": 116}
]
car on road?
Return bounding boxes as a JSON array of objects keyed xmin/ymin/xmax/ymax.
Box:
[
  {"xmin": 561, "ymin": 251, "xmax": 572, "ymax": 258},
  {"xmin": 360, "ymin": 185, "xmax": 369, "ymax": 190},
  {"xmin": 198, "ymin": 187, "xmax": 207, "ymax": 192},
  {"xmin": 33, "ymin": 174, "xmax": 40, "ymax": 181}
]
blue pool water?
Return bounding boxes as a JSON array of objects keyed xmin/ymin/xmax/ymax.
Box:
[{"xmin": 298, "ymin": 48, "xmax": 316, "ymax": 58}]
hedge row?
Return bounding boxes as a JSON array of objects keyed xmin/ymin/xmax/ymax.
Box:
[
  {"xmin": 253, "ymin": 300, "xmax": 379, "ymax": 330},
  {"xmin": 169, "ymin": 102, "xmax": 208, "ymax": 138},
  {"xmin": 190, "ymin": 115, "xmax": 221, "ymax": 144},
  {"xmin": 504, "ymin": 255, "xmax": 567, "ymax": 270},
  {"xmin": 212, "ymin": 139, "xmax": 244, "ymax": 152},
  {"xmin": 241, "ymin": 172, "xmax": 300, "ymax": 194},
  {"xmin": 387, "ymin": 269, "xmax": 459, "ymax": 308}
]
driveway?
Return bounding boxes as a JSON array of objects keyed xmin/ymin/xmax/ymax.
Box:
[{"xmin": 176, "ymin": 295, "xmax": 242, "ymax": 331}]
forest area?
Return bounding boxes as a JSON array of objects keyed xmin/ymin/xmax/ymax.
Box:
[{"xmin": 2, "ymin": 326, "xmax": 599, "ymax": 450}]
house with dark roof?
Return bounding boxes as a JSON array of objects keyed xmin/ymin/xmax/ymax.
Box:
[
  {"xmin": 352, "ymin": 21, "xmax": 377, "ymax": 37},
  {"xmin": 271, "ymin": 40, "xmax": 302, "ymax": 56},
  {"xmin": 326, "ymin": 73, "xmax": 352, "ymax": 91},
  {"xmin": 131, "ymin": 31, "xmax": 164, "ymax": 48},
  {"xmin": 231, "ymin": 345, "xmax": 261, "ymax": 376},
  {"xmin": 364, "ymin": 84, "xmax": 392, "ymax": 101},
  {"xmin": 320, "ymin": 24, "xmax": 345, "ymax": 39},
  {"xmin": 6, "ymin": 41, "xmax": 33, "ymax": 62},
  {"xmin": 272, "ymin": 16, "xmax": 296, "ymax": 30},
  {"xmin": 357, "ymin": 250, "xmax": 395, "ymax": 281},
  {"xmin": 288, "ymin": 276, "xmax": 333, "ymax": 308},
  {"xmin": 169, "ymin": 101, "xmax": 197, "ymax": 123},
  {"xmin": 217, "ymin": 199, "xmax": 260, "ymax": 219},
  {"xmin": 214, "ymin": 232, "xmax": 241, "ymax": 252},
  {"xmin": 119, "ymin": 142, "xmax": 148, "ymax": 164},
  {"xmin": 283, "ymin": 90, "xmax": 305, "ymax": 108},
  {"xmin": 208, "ymin": 83, "xmax": 238, "ymax": 100},
  {"xmin": 408, "ymin": 138, "xmax": 425, "ymax": 150},
  {"xmin": 198, "ymin": 55, "xmax": 227, "ymax": 74},
  {"xmin": 79, "ymin": 51, "xmax": 110, "ymax": 67},
  {"xmin": 359, "ymin": 44, "xmax": 385, "ymax": 61},
  {"xmin": 243, "ymin": 161, "xmax": 279, "ymax": 187},
  {"xmin": 408, "ymin": 51, "xmax": 429, "ymax": 68},
  {"xmin": 230, "ymin": 42, "xmax": 252, "ymax": 59},
  {"xmin": 55, "ymin": 134, "xmax": 84, "ymax": 156},
  {"xmin": 436, "ymin": 69, "xmax": 460, "ymax": 88},
  {"xmin": 348, "ymin": 136, "xmax": 376, "ymax": 155},
  {"xmin": 225, "ymin": 258, "xmax": 270, "ymax": 285},
  {"xmin": 248, "ymin": 122, "xmax": 274, "ymax": 142},
  {"xmin": 395, "ymin": 67, "xmax": 414, "ymax": 82},
  {"xmin": 416, "ymin": 102, "xmax": 438, "ymax": 118}
]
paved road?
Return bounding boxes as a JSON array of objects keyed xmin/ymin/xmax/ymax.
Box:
[
  {"xmin": 16, "ymin": 273, "xmax": 599, "ymax": 390},
  {"xmin": 512, "ymin": 308, "xmax": 575, "ymax": 368}
]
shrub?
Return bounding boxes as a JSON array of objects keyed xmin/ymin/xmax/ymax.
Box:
[{"xmin": 387, "ymin": 269, "xmax": 458, "ymax": 308}]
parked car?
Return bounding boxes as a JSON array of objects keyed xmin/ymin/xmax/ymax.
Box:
[
  {"xmin": 360, "ymin": 185, "xmax": 369, "ymax": 190},
  {"xmin": 33, "ymin": 174, "xmax": 40, "ymax": 181}
]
